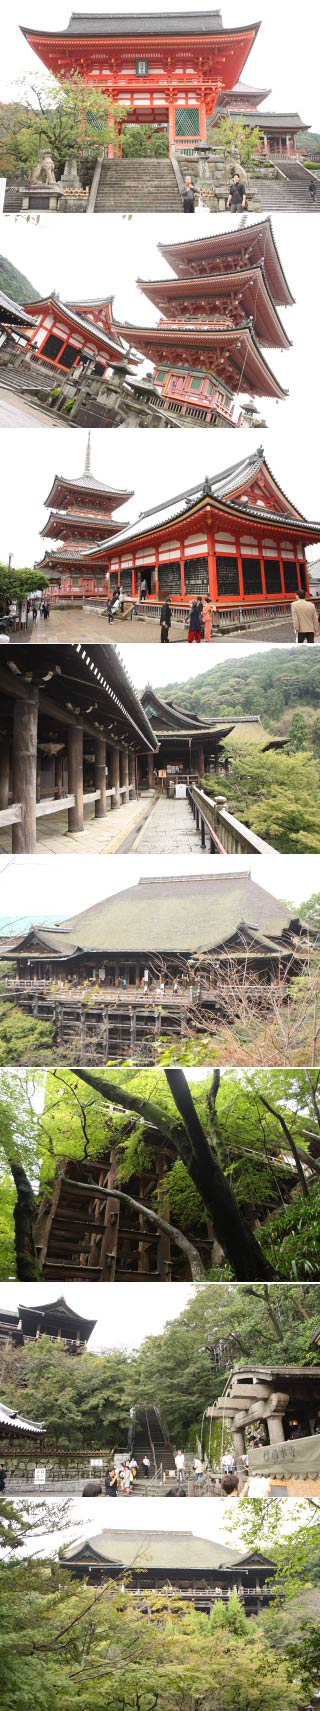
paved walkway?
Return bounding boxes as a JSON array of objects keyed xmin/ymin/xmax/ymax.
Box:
[
  {"xmin": 132, "ymin": 793, "xmax": 201, "ymax": 852},
  {"xmin": 0, "ymin": 794, "xmax": 153, "ymax": 856},
  {"xmin": 0, "ymin": 388, "xmax": 69, "ymax": 427},
  {"xmin": 9, "ymin": 609, "xmax": 305, "ymax": 645}
]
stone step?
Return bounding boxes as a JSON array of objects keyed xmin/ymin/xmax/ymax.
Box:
[{"xmin": 95, "ymin": 157, "xmax": 182, "ymax": 212}]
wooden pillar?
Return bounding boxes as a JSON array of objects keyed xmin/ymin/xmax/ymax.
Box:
[
  {"xmin": 67, "ymin": 725, "xmax": 84, "ymax": 833},
  {"xmin": 12, "ymin": 691, "xmax": 38, "ymax": 854},
  {"xmin": 278, "ymin": 545, "xmax": 286, "ymax": 599},
  {"xmin": 195, "ymin": 745, "xmax": 205, "ymax": 780},
  {"xmin": 207, "ymin": 515, "xmax": 218, "ymax": 602},
  {"xmin": 199, "ymin": 100, "xmax": 207, "ymax": 142},
  {"xmin": 95, "ymin": 736, "xmax": 107, "ymax": 819},
  {"xmin": 180, "ymin": 539, "xmax": 186, "ymax": 599},
  {"xmin": 0, "ymin": 739, "xmax": 9, "ymax": 810},
  {"xmin": 155, "ymin": 546, "xmax": 160, "ymax": 598},
  {"xmin": 129, "ymin": 750, "xmax": 136, "ymax": 797},
  {"xmin": 132, "ymin": 556, "xmax": 137, "ymax": 598},
  {"xmin": 147, "ymin": 752, "xmax": 154, "ymax": 789},
  {"xmin": 259, "ymin": 542, "xmax": 267, "ymax": 599},
  {"xmin": 168, "ymin": 95, "xmax": 176, "ymax": 157},
  {"xmin": 36, "ymin": 752, "xmax": 42, "ymax": 804},
  {"xmin": 120, "ymin": 746, "xmax": 129, "ymax": 804},
  {"xmin": 55, "ymin": 751, "xmax": 64, "ymax": 798},
  {"xmin": 235, "ymin": 534, "xmax": 245, "ymax": 602},
  {"xmin": 110, "ymin": 745, "xmax": 120, "ymax": 808}
]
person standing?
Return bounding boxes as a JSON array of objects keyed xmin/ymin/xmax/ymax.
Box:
[
  {"xmin": 105, "ymin": 1466, "xmax": 118, "ymax": 1496},
  {"xmin": 160, "ymin": 598, "xmax": 171, "ymax": 643},
  {"xmin": 140, "ymin": 577, "xmax": 148, "ymax": 602},
  {"xmin": 188, "ymin": 599, "xmax": 202, "ymax": 643},
  {"xmin": 227, "ymin": 170, "xmax": 247, "ymax": 211},
  {"xmin": 291, "ymin": 591, "xmax": 319, "ymax": 643},
  {"xmin": 183, "ymin": 174, "xmax": 195, "ymax": 213},
  {"xmin": 142, "ymin": 1454, "xmax": 150, "ymax": 1479},
  {"xmin": 201, "ymin": 598, "xmax": 213, "ymax": 642},
  {"xmin": 175, "ymin": 1450, "xmax": 185, "ymax": 1484}
]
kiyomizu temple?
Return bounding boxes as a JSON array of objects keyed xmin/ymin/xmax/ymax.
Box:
[
  {"xmin": 21, "ymin": 11, "xmax": 260, "ymax": 155},
  {"xmin": 1, "ymin": 872, "xmax": 313, "ymax": 1064},
  {"xmin": 62, "ymin": 1528, "xmax": 276, "ymax": 1615},
  {"xmin": 17, "ymin": 10, "xmax": 318, "ymax": 216},
  {"xmin": 41, "ymin": 442, "xmax": 320, "ymax": 623}
]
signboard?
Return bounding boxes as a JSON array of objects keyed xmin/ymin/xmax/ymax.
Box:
[
  {"xmin": 34, "ymin": 1466, "xmax": 46, "ymax": 1485},
  {"xmin": 136, "ymin": 58, "xmax": 149, "ymax": 75},
  {"xmin": 90, "ymin": 1458, "xmax": 103, "ymax": 1468},
  {"xmin": 249, "ymin": 1434, "xmax": 320, "ymax": 1477}
]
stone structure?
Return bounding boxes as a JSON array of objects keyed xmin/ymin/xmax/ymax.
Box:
[
  {"xmin": 206, "ymin": 1364, "xmax": 320, "ymax": 1490},
  {"xmin": 31, "ymin": 152, "xmax": 57, "ymax": 186}
]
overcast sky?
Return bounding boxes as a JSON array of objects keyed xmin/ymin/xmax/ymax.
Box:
[
  {"xmin": 13, "ymin": 1493, "xmax": 309, "ymax": 1562},
  {"xmin": 0, "ymin": 211, "xmax": 319, "ymax": 439},
  {"xmin": 0, "ymin": 852, "xmax": 319, "ymax": 920},
  {"xmin": 1, "ymin": 0, "xmax": 320, "ymax": 130},
  {"xmin": 0, "ymin": 1280, "xmax": 195, "ymax": 1350},
  {"xmin": 119, "ymin": 639, "xmax": 299, "ymax": 688},
  {"xmin": 0, "ymin": 421, "xmax": 319, "ymax": 572}
]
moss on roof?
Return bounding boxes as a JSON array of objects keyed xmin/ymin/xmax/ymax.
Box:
[{"xmin": 19, "ymin": 874, "xmax": 296, "ymax": 958}]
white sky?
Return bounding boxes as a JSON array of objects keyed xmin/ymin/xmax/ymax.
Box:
[
  {"xmin": 12, "ymin": 1493, "xmax": 311, "ymax": 1562},
  {"xmin": 0, "ymin": 851, "xmax": 319, "ymax": 919},
  {"xmin": 0, "ymin": 211, "xmax": 319, "ymax": 437},
  {"xmin": 0, "ymin": 1281, "xmax": 195, "ymax": 1349},
  {"xmin": 0, "ymin": 422, "xmax": 320, "ymax": 572},
  {"xmin": 1, "ymin": 0, "xmax": 320, "ymax": 131},
  {"xmin": 119, "ymin": 639, "xmax": 299, "ymax": 688}
]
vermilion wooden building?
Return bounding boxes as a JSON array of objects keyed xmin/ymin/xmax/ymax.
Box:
[
  {"xmin": 111, "ymin": 219, "xmax": 291, "ymax": 419},
  {"xmin": 72, "ymin": 446, "xmax": 320, "ymax": 617},
  {"xmin": 22, "ymin": 289, "xmax": 134, "ymax": 380},
  {"xmin": 21, "ymin": 10, "xmax": 260, "ymax": 155}
]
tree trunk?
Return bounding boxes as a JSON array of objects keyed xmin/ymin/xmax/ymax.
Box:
[
  {"xmin": 10, "ymin": 1159, "xmax": 41, "ymax": 1280},
  {"xmin": 164, "ymin": 1069, "xmax": 278, "ymax": 1281},
  {"xmin": 72, "ymin": 1069, "xmax": 278, "ymax": 1280},
  {"xmin": 63, "ymin": 1176, "xmax": 206, "ymax": 1281},
  {"xmin": 258, "ymin": 1095, "xmax": 309, "ymax": 1198}
]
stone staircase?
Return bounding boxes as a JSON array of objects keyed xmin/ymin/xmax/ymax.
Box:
[
  {"xmin": 253, "ymin": 163, "xmax": 320, "ymax": 210},
  {"xmin": 95, "ymin": 156, "xmax": 182, "ymax": 212}
]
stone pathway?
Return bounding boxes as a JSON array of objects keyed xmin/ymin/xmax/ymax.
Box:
[
  {"xmin": 132, "ymin": 793, "xmax": 202, "ymax": 853},
  {"xmin": 9, "ymin": 609, "xmax": 304, "ymax": 645},
  {"xmin": 0, "ymin": 794, "xmax": 153, "ymax": 857},
  {"xmin": 0, "ymin": 388, "xmax": 68, "ymax": 427}
]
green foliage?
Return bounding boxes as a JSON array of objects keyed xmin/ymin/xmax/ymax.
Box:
[
  {"xmin": 122, "ymin": 125, "xmax": 169, "ymax": 156},
  {"xmin": 0, "ymin": 1546, "xmax": 302, "ymax": 1711},
  {"xmin": 0, "ymin": 253, "xmax": 40, "ymax": 304},
  {"xmin": 209, "ymin": 113, "xmax": 264, "ymax": 167},
  {"xmin": 0, "ymin": 565, "xmax": 49, "ymax": 610},
  {"xmin": 287, "ymin": 710, "xmax": 309, "ymax": 751},
  {"xmin": 299, "ymin": 892, "xmax": 320, "ymax": 929},
  {"xmin": 206, "ymin": 742, "xmax": 320, "ymax": 853},
  {"xmin": 0, "ymin": 75, "xmax": 127, "ymax": 179},
  {"xmin": 0, "ymin": 999, "xmax": 53, "ymax": 1065},
  {"xmin": 160, "ymin": 650, "xmax": 320, "ymax": 726}
]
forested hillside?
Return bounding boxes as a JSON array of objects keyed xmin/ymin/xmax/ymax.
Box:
[
  {"xmin": 0, "ymin": 254, "xmax": 40, "ymax": 304},
  {"xmin": 159, "ymin": 650, "xmax": 320, "ymax": 728}
]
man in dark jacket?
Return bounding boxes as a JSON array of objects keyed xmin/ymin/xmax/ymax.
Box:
[
  {"xmin": 183, "ymin": 174, "xmax": 195, "ymax": 212},
  {"xmin": 160, "ymin": 598, "xmax": 171, "ymax": 642},
  {"xmin": 227, "ymin": 170, "xmax": 247, "ymax": 211},
  {"xmin": 188, "ymin": 599, "xmax": 203, "ymax": 642}
]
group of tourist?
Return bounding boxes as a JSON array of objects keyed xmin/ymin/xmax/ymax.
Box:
[{"xmin": 160, "ymin": 596, "xmax": 215, "ymax": 644}]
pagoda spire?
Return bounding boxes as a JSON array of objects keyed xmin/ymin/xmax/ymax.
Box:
[{"xmin": 84, "ymin": 432, "xmax": 91, "ymax": 478}]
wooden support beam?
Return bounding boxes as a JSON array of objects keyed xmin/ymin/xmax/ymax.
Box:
[
  {"xmin": 67, "ymin": 725, "xmax": 84, "ymax": 833},
  {"xmin": 109, "ymin": 744, "xmax": 120, "ymax": 808},
  {"xmin": 12, "ymin": 690, "xmax": 39, "ymax": 853},
  {"xmin": 0, "ymin": 739, "xmax": 10, "ymax": 810},
  {"xmin": 95, "ymin": 736, "xmax": 107, "ymax": 819}
]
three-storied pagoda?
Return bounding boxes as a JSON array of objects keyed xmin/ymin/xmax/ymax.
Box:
[
  {"xmin": 111, "ymin": 218, "xmax": 291, "ymax": 421},
  {"xmin": 36, "ymin": 434, "xmax": 133, "ymax": 599},
  {"xmin": 21, "ymin": 11, "xmax": 260, "ymax": 156}
]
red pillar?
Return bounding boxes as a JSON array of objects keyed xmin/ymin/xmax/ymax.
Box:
[
  {"xmin": 207, "ymin": 516, "xmax": 218, "ymax": 603},
  {"xmin": 155, "ymin": 547, "xmax": 160, "ymax": 598},
  {"xmin": 180, "ymin": 540, "xmax": 186, "ymax": 600},
  {"xmin": 132, "ymin": 557, "xmax": 137, "ymax": 598},
  {"xmin": 259, "ymin": 540, "xmax": 267, "ymax": 599},
  {"xmin": 278, "ymin": 544, "xmax": 286, "ymax": 599},
  {"xmin": 199, "ymin": 100, "xmax": 207, "ymax": 142},
  {"xmin": 168, "ymin": 96, "xmax": 176, "ymax": 156},
  {"xmin": 235, "ymin": 535, "xmax": 245, "ymax": 602}
]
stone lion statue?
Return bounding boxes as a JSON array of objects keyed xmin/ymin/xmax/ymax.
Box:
[{"xmin": 31, "ymin": 152, "xmax": 57, "ymax": 186}]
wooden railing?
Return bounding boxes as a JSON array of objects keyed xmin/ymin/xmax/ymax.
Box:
[
  {"xmin": 0, "ymin": 784, "xmax": 135, "ymax": 846},
  {"xmin": 187, "ymin": 784, "xmax": 275, "ymax": 856}
]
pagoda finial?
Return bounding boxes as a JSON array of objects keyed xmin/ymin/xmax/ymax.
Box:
[{"xmin": 84, "ymin": 432, "xmax": 91, "ymax": 478}]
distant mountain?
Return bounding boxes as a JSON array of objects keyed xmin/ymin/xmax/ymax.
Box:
[
  {"xmin": 156, "ymin": 649, "xmax": 320, "ymax": 728},
  {"xmin": 0, "ymin": 254, "xmax": 40, "ymax": 304}
]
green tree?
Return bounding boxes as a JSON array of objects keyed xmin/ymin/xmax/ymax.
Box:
[
  {"xmin": 0, "ymin": 74, "xmax": 126, "ymax": 180},
  {"xmin": 0, "ymin": 566, "xmax": 49, "ymax": 615},
  {"xmin": 287, "ymin": 710, "xmax": 309, "ymax": 751},
  {"xmin": 206, "ymin": 742, "xmax": 320, "ymax": 853},
  {"xmin": 209, "ymin": 114, "xmax": 264, "ymax": 168}
]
